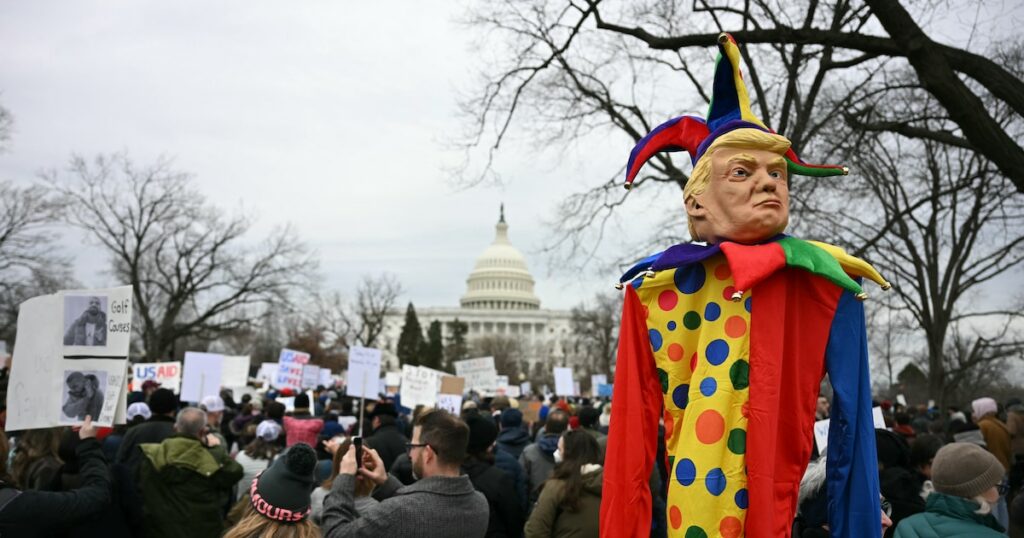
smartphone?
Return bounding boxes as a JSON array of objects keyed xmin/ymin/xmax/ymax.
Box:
[{"xmin": 353, "ymin": 436, "xmax": 363, "ymax": 470}]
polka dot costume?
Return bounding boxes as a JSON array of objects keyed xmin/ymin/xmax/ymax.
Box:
[{"xmin": 637, "ymin": 254, "xmax": 750, "ymax": 537}]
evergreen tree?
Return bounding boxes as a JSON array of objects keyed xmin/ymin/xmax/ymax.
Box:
[
  {"xmin": 396, "ymin": 302, "xmax": 424, "ymax": 366},
  {"xmin": 422, "ymin": 320, "xmax": 444, "ymax": 371},
  {"xmin": 443, "ymin": 318, "xmax": 469, "ymax": 372}
]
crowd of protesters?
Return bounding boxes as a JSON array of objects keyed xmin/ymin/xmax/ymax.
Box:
[{"xmin": 0, "ymin": 367, "xmax": 1023, "ymax": 537}]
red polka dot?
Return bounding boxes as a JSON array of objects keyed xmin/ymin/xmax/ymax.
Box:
[
  {"xmin": 695, "ymin": 410, "xmax": 725, "ymax": 444},
  {"xmin": 669, "ymin": 505, "xmax": 682, "ymax": 529},
  {"xmin": 658, "ymin": 290, "xmax": 679, "ymax": 311},
  {"xmin": 723, "ymin": 286, "xmax": 737, "ymax": 301},
  {"xmin": 725, "ymin": 316, "xmax": 747, "ymax": 338},
  {"xmin": 689, "ymin": 352, "xmax": 698, "ymax": 372},
  {"xmin": 715, "ymin": 263, "xmax": 732, "ymax": 280},
  {"xmin": 667, "ymin": 343, "xmax": 684, "ymax": 362},
  {"xmin": 720, "ymin": 516, "xmax": 743, "ymax": 538}
]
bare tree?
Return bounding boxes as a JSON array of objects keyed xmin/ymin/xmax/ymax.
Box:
[
  {"xmin": 570, "ymin": 291, "xmax": 622, "ymax": 379},
  {"xmin": 45, "ymin": 153, "xmax": 316, "ymax": 360},
  {"xmin": 353, "ymin": 273, "xmax": 402, "ymax": 348},
  {"xmin": 471, "ymin": 334, "xmax": 524, "ymax": 381}
]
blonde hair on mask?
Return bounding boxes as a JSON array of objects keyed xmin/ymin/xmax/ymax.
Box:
[{"xmin": 683, "ymin": 128, "xmax": 791, "ymax": 240}]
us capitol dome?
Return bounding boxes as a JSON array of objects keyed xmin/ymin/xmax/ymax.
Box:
[{"xmin": 460, "ymin": 205, "xmax": 541, "ymax": 311}]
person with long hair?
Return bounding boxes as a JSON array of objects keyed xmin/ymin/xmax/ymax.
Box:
[
  {"xmin": 525, "ymin": 429, "xmax": 602, "ymax": 537},
  {"xmin": 310, "ymin": 438, "xmax": 378, "ymax": 525},
  {"xmin": 224, "ymin": 443, "xmax": 320, "ymax": 538},
  {"xmin": 235, "ymin": 420, "xmax": 284, "ymax": 493},
  {"xmin": 12, "ymin": 427, "xmax": 63, "ymax": 490}
]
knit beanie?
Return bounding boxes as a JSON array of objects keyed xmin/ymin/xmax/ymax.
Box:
[
  {"xmin": 250, "ymin": 443, "xmax": 317, "ymax": 522},
  {"xmin": 465, "ymin": 413, "xmax": 498, "ymax": 454},
  {"xmin": 972, "ymin": 397, "xmax": 998, "ymax": 420},
  {"xmin": 931, "ymin": 442, "xmax": 1004, "ymax": 498},
  {"xmin": 148, "ymin": 388, "xmax": 178, "ymax": 415},
  {"xmin": 294, "ymin": 392, "xmax": 310, "ymax": 410},
  {"xmin": 501, "ymin": 408, "xmax": 523, "ymax": 428}
]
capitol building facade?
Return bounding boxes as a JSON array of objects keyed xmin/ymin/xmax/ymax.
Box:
[{"xmin": 378, "ymin": 209, "xmax": 575, "ymax": 379}]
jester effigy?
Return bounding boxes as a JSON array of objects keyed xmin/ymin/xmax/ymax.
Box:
[{"xmin": 600, "ymin": 34, "xmax": 889, "ymax": 538}]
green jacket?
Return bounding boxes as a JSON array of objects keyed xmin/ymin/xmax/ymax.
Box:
[
  {"xmin": 525, "ymin": 465, "xmax": 603, "ymax": 538},
  {"xmin": 894, "ymin": 492, "xmax": 1004, "ymax": 538},
  {"xmin": 139, "ymin": 434, "xmax": 243, "ymax": 538}
]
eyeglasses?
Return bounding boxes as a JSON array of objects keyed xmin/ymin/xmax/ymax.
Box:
[
  {"xmin": 405, "ymin": 442, "xmax": 429, "ymax": 454},
  {"xmin": 998, "ymin": 480, "xmax": 1010, "ymax": 496},
  {"xmin": 880, "ymin": 498, "xmax": 892, "ymax": 517}
]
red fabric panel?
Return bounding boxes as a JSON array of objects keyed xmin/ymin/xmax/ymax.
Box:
[
  {"xmin": 745, "ymin": 270, "xmax": 842, "ymax": 538},
  {"xmin": 600, "ymin": 286, "xmax": 663, "ymax": 538},
  {"xmin": 719, "ymin": 241, "xmax": 786, "ymax": 293}
]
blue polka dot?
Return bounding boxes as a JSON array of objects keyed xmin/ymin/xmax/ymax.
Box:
[
  {"xmin": 705, "ymin": 468, "xmax": 726, "ymax": 496},
  {"xmin": 649, "ymin": 329, "xmax": 663, "ymax": 352},
  {"xmin": 672, "ymin": 384, "xmax": 689, "ymax": 409},
  {"xmin": 704, "ymin": 302, "xmax": 721, "ymax": 322},
  {"xmin": 667, "ymin": 320, "xmax": 677, "ymax": 331},
  {"xmin": 700, "ymin": 377, "xmax": 717, "ymax": 397},
  {"xmin": 706, "ymin": 339, "xmax": 730, "ymax": 366},
  {"xmin": 674, "ymin": 264, "xmax": 706, "ymax": 294},
  {"xmin": 735, "ymin": 488, "xmax": 749, "ymax": 509},
  {"xmin": 744, "ymin": 296, "xmax": 752, "ymax": 313},
  {"xmin": 632, "ymin": 276, "xmax": 644, "ymax": 289},
  {"xmin": 675, "ymin": 458, "xmax": 696, "ymax": 486}
]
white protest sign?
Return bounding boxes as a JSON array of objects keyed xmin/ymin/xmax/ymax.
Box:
[
  {"xmin": 896, "ymin": 394, "xmax": 907, "ymax": 407},
  {"xmin": 8, "ymin": 286, "xmax": 133, "ymax": 431},
  {"xmin": 401, "ymin": 365, "xmax": 445, "ymax": 409},
  {"xmin": 221, "ymin": 355, "xmax": 251, "ymax": 388},
  {"xmin": 507, "ymin": 386, "xmax": 521, "ymax": 398},
  {"xmin": 873, "ymin": 406, "xmax": 886, "ymax": 429},
  {"xmin": 274, "ymin": 349, "xmax": 310, "ymax": 391},
  {"xmin": 319, "ymin": 367, "xmax": 333, "ymax": 388},
  {"xmin": 278, "ymin": 396, "xmax": 295, "ymax": 412},
  {"xmin": 520, "ymin": 381, "xmax": 531, "ymax": 396},
  {"xmin": 495, "ymin": 375, "xmax": 510, "ymax": 395},
  {"xmin": 257, "ymin": 363, "xmax": 277, "ymax": 384},
  {"xmin": 437, "ymin": 393, "xmax": 463, "ymax": 415},
  {"xmin": 454, "ymin": 357, "xmax": 498, "ymax": 393},
  {"xmin": 347, "ymin": 346, "xmax": 382, "ymax": 400},
  {"xmin": 591, "ymin": 374, "xmax": 608, "ymax": 392},
  {"xmin": 554, "ymin": 367, "xmax": 575, "ymax": 396},
  {"xmin": 385, "ymin": 371, "xmax": 402, "ymax": 387},
  {"xmin": 180, "ymin": 352, "xmax": 224, "ymax": 403},
  {"xmin": 301, "ymin": 364, "xmax": 321, "ymax": 389},
  {"xmin": 131, "ymin": 361, "xmax": 182, "ymax": 393}
]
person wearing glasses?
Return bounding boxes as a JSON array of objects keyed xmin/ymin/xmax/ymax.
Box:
[
  {"xmin": 321, "ymin": 410, "xmax": 489, "ymax": 537},
  {"xmin": 894, "ymin": 442, "xmax": 1007, "ymax": 536}
]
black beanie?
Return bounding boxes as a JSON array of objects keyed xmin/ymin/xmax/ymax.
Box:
[
  {"xmin": 149, "ymin": 388, "xmax": 178, "ymax": 415},
  {"xmin": 294, "ymin": 392, "xmax": 310, "ymax": 410},
  {"xmin": 466, "ymin": 413, "xmax": 498, "ymax": 454},
  {"xmin": 250, "ymin": 443, "xmax": 317, "ymax": 523}
]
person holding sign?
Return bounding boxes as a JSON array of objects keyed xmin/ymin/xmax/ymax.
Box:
[
  {"xmin": 322, "ymin": 410, "xmax": 489, "ymax": 537},
  {"xmin": 603, "ymin": 33, "xmax": 887, "ymax": 538}
]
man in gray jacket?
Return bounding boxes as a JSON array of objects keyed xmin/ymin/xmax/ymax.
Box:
[{"xmin": 322, "ymin": 410, "xmax": 489, "ymax": 537}]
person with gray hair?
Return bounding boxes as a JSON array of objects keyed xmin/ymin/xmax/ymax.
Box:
[{"xmin": 138, "ymin": 406, "xmax": 243, "ymax": 538}]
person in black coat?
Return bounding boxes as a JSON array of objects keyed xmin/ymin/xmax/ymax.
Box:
[
  {"xmin": 365, "ymin": 403, "xmax": 408, "ymax": 473},
  {"xmin": 114, "ymin": 388, "xmax": 178, "ymax": 473},
  {"xmin": 496, "ymin": 408, "xmax": 532, "ymax": 460},
  {"xmin": 0, "ymin": 416, "xmax": 112, "ymax": 537},
  {"xmin": 463, "ymin": 412, "xmax": 525, "ymax": 538}
]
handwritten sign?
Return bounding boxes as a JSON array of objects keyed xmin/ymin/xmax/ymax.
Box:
[
  {"xmin": 301, "ymin": 364, "xmax": 321, "ymax": 389},
  {"xmin": 221, "ymin": 355, "xmax": 251, "ymax": 387},
  {"xmin": 181, "ymin": 352, "xmax": 224, "ymax": 403},
  {"xmin": 274, "ymin": 349, "xmax": 310, "ymax": 391},
  {"xmin": 401, "ymin": 365, "xmax": 446, "ymax": 409},
  {"xmin": 131, "ymin": 361, "xmax": 182, "ymax": 393},
  {"xmin": 347, "ymin": 346, "xmax": 382, "ymax": 400},
  {"xmin": 437, "ymin": 393, "xmax": 463, "ymax": 415},
  {"xmin": 554, "ymin": 367, "xmax": 575, "ymax": 396},
  {"xmin": 454, "ymin": 357, "xmax": 497, "ymax": 393}
]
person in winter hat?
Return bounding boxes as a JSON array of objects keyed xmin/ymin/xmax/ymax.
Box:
[
  {"xmin": 895, "ymin": 442, "xmax": 1006, "ymax": 537},
  {"xmin": 224, "ymin": 442, "xmax": 319, "ymax": 538},
  {"xmin": 520, "ymin": 408, "xmax": 568, "ymax": 507}
]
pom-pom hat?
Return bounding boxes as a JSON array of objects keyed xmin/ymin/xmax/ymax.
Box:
[
  {"xmin": 250, "ymin": 443, "xmax": 317, "ymax": 523},
  {"xmin": 624, "ymin": 33, "xmax": 847, "ymax": 190}
]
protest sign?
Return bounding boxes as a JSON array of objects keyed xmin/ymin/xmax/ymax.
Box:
[
  {"xmin": 873, "ymin": 406, "xmax": 885, "ymax": 429},
  {"xmin": 278, "ymin": 396, "xmax": 295, "ymax": 412},
  {"xmin": 347, "ymin": 346, "xmax": 382, "ymax": 400},
  {"xmin": 597, "ymin": 383, "xmax": 613, "ymax": 397},
  {"xmin": 495, "ymin": 375, "xmax": 509, "ymax": 395},
  {"xmin": 131, "ymin": 361, "xmax": 182, "ymax": 393},
  {"xmin": 520, "ymin": 381, "xmax": 531, "ymax": 396},
  {"xmin": 221, "ymin": 355, "xmax": 251, "ymax": 387},
  {"xmin": 591, "ymin": 374, "xmax": 607, "ymax": 392},
  {"xmin": 180, "ymin": 352, "xmax": 224, "ymax": 403},
  {"xmin": 896, "ymin": 394, "xmax": 907, "ymax": 407},
  {"xmin": 816, "ymin": 406, "xmax": 886, "ymax": 453},
  {"xmin": 522, "ymin": 401, "xmax": 542, "ymax": 423},
  {"xmin": 274, "ymin": 349, "xmax": 310, "ymax": 391},
  {"xmin": 301, "ymin": 364, "xmax": 321, "ymax": 389},
  {"xmin": 440, "ymin": 375, "xmax": 465, "ymax": 395},
  {"xmin": 385, "ymin": 372, "xmax": 400, "ymax": 387},
  {"xmin": 319, "ymin": 367, "xmax": 333, "ymax": 387},
  {"xmin": 401, "ymin": 365, "xmax": 445, "ymax": 409},
  {"xmin": 437, "ymin": 393, "xmax": 463, "ymax": 415},
  {"xmin": 454, "ymin": 357, "xmax": 497, "ymax": 393},
  {"xmin": 8, "ymin": 285, "xmax": 133, "ymax": 431},
  {"xmin": 554, "ymin": 367, "xmax": 575, "ymax": 396},
  {"xmin": 506, "ymin": 385, "xmax": 521, "ymax": 398},
  {"xmin": 257, "ymin": 363, "xmax": 277, "ymax": 384}
]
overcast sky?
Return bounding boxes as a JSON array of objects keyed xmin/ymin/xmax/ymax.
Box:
[{"xmin": 0, "ymin": 1, "xmax": 645, "ymax": 311}]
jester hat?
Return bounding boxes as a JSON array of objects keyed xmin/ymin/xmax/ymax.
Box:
[{"xmin": 624, "ymin": 33, "xmax": 847, "ymax": 189}]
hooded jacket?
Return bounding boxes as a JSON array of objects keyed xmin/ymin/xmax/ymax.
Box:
[
  {"xmin": 520, "ymin": 434, "xmax": 559, "ymax": 505},
  {"xmin": 525, "ymin": 465, "xmax": 603, "ymax": 537},
  {"xmin": 894, "ymin": 492, "xmax": 1004, "ymax": 537},
  {"xmin": 497, "ymin": 427, "xmax": 532, "ymax": 460},
  {"xmin": 138, "ymin": 434, "xmax": 243, "ymax": 538},
  {"xmin": 464, "ymin": 456, "xmax": 525, "ymax": 538}
]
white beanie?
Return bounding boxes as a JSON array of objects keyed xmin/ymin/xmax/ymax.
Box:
[{"xmin": 972, "ymin": 397, "xmax": 998, "ymax": 420}]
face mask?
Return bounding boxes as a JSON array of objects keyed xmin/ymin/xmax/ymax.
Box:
[{"xmin": 553, "ymin": 449, "xmax": 563, "ymax": 464}]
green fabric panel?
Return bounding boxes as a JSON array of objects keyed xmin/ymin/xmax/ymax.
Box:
[{"xmin": 778, "ymin": 237, "xmax": 863, "ymax": 296}]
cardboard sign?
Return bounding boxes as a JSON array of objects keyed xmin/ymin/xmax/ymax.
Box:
[
  {"xmin": 554, "ymin": 367, "xmax": 575, "ymax": 396},
  {"xmin": 221, "ymin": 355, "xmax": 251, "ymax": 387},
  {"xmin": 522, "ymin": 401, "xmax": 542, "ymax": 423},
  {"xmin": 347, "ymin": 346, "xmax": 382, "ymax": 400},
  {"xmin": 454, "ymin": 357, "xmax": 497, "ymax": 393},
  {"xmin": 131, "ymin": 361, "xmax": 182, "ymax": 393},
  {"xmin": 440, "ymin": 375, "xmax": 465, "ymax": 395},
  {"xmin": 273, "ymin": 349, "xmax": 310, "ymax": 391},
  {"xmin": 301, "ymin": 364, "xmax": 321, "ymax": 389},
  {"xmin": 437, "ymin": 393, "xmax": 463, "ymax": 415},
  {"xmin": 180, "ymin": 352, "xmax": 224, "ymax": 403},
  {"xmin": 8, "ymin": 285, "xmax": 133, "ymax": 430}
]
